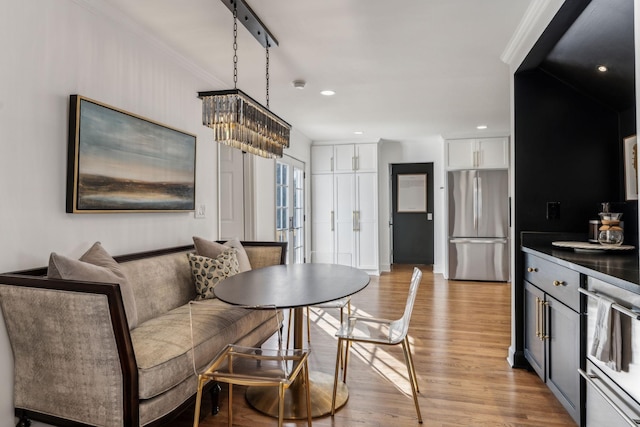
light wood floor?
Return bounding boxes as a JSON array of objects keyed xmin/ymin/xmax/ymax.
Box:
[{"xmin": 175, "ymin": 265, "xmax": 575, "ymax": 427}]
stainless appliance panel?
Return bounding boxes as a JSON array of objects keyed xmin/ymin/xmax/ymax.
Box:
[
  {"xmin": 447, "ymin": 170, "xmax": 476, "ymax": 238},
  {"xmin": 586, "ymin": 277, "xmax": 640, "ymax": 405},
  {"xmin": 583, "ymin": 277, "xmax": 640, "ymax": 427},
  {"xmin": 582, "ymin": 361, "xmax": 640, "ymax": 427},
  {"xmin": 475, "ymin": 170, "xmax": 508, "ymax": 238},
  {"xmin": 447, "ymin": 238, "xmax": 509, "ymax": 281},
  {"xmin": 447, "ymin": 169, "xmax": 508, "ymax": 239}
]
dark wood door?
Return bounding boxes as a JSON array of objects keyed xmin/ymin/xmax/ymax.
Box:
[{"xmin": 391, "ymin": 163, "xmax": 434, "ymax": 264}]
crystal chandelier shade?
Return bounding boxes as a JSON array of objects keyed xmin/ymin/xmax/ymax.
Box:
[
  {"xmin": 199, "ymin": 0, "xmax": 290, "ymax": 159},
  {"xmin": 199, "ymin": 89, "xmax": 290, "ymax": 159}
]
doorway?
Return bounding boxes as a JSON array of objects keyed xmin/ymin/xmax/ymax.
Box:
[
  {"xmin": 276, "ymin": 156, "xmax": 306, "ymax": 264},
  {"xmin": 391, "ymin": 163, "xmax": 434, "ymax": 265},
  {"xmin": 218, "ymin": 144, "xmax": 254, "ymax": 240}
]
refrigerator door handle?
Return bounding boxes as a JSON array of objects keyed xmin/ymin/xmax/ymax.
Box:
[
  {"xmin": 472, "ymin": 176, "xmax": 478, "ymax": 231},
  {"xmin": 476, "ymin": 175, "xmax": 483, "ymax": 225}
]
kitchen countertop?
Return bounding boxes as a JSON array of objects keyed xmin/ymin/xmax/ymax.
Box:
[{"xmin": 521, "ymin": 232, "xmax": 640, "ymax": 295}]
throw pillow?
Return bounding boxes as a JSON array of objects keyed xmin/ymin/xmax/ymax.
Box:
[
  {"xmin": 47, "ymin": 242, "xmax": 139, "ymax": 329},
  {"xmin": 192, "ymin": 236, "xmax": 252, "ymax": 273},
  {"xmin": 187, "ymin": 248, "xmax": 239, "ymax": 300}
]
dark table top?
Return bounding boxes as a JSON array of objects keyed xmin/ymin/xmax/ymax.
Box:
[{"xmin": 215, "ymin": 263, "xmax": 371, "ymax": 309}]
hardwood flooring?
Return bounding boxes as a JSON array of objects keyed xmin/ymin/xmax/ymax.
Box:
[{"xmin": 175, "ymin": 265, "xmax": 575, "ymax": 426}]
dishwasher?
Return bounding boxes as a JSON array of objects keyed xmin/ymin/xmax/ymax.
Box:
[{"xmin": 579, "ymin": 277, "xmax": 640, "ymax": 426}]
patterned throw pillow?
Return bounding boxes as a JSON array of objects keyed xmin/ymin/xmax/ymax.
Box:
[{"xmin": 187, "ymin": 248, "xmax": 239, "ymax": 300}]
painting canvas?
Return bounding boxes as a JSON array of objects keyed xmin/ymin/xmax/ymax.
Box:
[
  {"xmin": 397, "ymin": 174, "xmax": 427, "ymax": 213},
  {"xmin": 624, "ymin": 135, "xmax": 638, "ymax": 201},
  {"xmin": 67, "ymin": 95, "xmax": 196, "ymax": 212}
]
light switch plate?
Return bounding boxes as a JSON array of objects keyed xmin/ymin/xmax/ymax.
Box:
[{"xmin": 195, "ymin": 203, "xmax": 206, "ymax": 218}]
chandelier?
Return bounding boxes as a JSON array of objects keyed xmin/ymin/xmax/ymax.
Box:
[{"xmin": 198, "ymin": 0, "xmax": 290, "ymax": 159}]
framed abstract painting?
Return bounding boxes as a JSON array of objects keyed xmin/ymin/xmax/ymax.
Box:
[{"xmin": 66, "ymin": 95, "xmax": 196, "ymax": 213}]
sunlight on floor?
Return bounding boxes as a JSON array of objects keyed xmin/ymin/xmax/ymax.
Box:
[{"xmin": 306, "ymin": 305, "xmax": 416, "ymax": 397}]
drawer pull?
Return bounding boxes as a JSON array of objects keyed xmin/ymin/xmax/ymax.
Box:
[
  {"xmin": 527, "ymin": 267, "xmax": 538, "ymax": 273},
  {"xmin": 553, "ymin": 280, "xmax": 565, "ymax": 287}
]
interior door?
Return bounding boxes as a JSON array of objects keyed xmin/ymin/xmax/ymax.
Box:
[
  {"xmin": 219, "ymin": 144, "xmax": 245, "ymax": 240},
  {"xmin": 391, "ymin": 163, "xmax": 434, "ymax": 264},
  {"xmin": 276, "ymin": 156, "xmax": 306, "ymax": 264}
]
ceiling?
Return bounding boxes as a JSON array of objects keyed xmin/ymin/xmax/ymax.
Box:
[
  {"xmin": 540, "ymin": 0, "xmax": 635, "ymax": 111},
  {"xmin": 105, "ymin": 0, "xmax": 533, "ymax": 143}
]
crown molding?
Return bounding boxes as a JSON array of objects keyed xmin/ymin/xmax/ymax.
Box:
[
  {"xmin": 500, "ymin": 0, "xmax": 565, "ymax": 70},
  {"xmin": 69, "ymin": 0, "xmax": 227, "ymax": 88}
]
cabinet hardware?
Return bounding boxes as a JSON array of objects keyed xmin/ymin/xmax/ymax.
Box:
[
  {"xmin": 541, "ymin": 301, "xmax": 549, "ymax": 340},
  {"xmin": 553, "ymin": 280, "xmax": 565, "ymax": 287},
  {"xmin": 527, "ymin": 267, "xmax": 538, "ymax": 273},
  {"xmin": 330, "ymin": 156, "xmax": 334, "ymax": 172},
  {"xmin": 578, "ymin": 288, "xmax": 640, "ymax": 321},
  {"xmin": 352, "ymin": 211, "xmax": 360, "ymax": 231},
  {"xmin": 535, "ymin": 297, "xmax": 541, "ymax": 338},
  {"xmin": 330, "ymin": 211, "xmax": 335, "ymax": 231},
  {"xmin": 352, "ymin": 156, "xmax": 356, "ymax": 171}
]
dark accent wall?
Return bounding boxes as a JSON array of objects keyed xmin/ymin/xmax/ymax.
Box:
[
  {"xmin": 515, "ymin": 69, "xmax": 621, "ymax": 235},
  {"xmin": 512, "ymin": 56, "xmax": 636, "ymax": 368}
]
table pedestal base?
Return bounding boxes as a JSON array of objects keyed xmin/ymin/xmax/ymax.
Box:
[{"xmin": 245, "ymin": 371, "xmax": 348, "ymax": 419}]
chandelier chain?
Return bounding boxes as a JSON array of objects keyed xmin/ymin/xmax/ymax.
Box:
[
  {"xmin": 233, "ymin": 4, "xmax": 238, "ymax": 89},
  {"xmin": 265, "ymin": 46, "xmax": 270, "ymax": 109}
]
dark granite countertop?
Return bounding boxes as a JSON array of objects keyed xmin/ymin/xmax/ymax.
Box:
[{"xmin": 521, "ymin": 232, "xmax": 640, "ymax": 295}]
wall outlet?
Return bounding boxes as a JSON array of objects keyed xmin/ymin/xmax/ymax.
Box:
[
  {"xmin": 195, "ymin": 203, "xmax": 206, "ymax": 218},
  {"xmin": 546, "ymin": 201, "xmax": 560, "ymax": 220}
]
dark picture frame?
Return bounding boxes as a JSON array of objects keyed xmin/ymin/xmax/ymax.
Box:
[{"xmin": 66, "ymin": 95, "xmax": 196, "ymax": 213}]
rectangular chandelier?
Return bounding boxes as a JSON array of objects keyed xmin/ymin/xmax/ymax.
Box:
[{"xmin": 198, "ymin": 89, "xmax": 291, "ymax": 159}]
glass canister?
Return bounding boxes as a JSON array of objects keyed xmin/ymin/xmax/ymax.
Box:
[{"xmin": 598, "ymin": 212, "xmax": 624, "ymax": 246}]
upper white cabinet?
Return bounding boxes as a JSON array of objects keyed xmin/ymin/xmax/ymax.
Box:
[
  {"xmin": 446, "ymin": 137, "xmax": 509, "ymax": 169},
  {"xmin": 311, "ymin": 143, "xmax": 378, "ymax": 174}
]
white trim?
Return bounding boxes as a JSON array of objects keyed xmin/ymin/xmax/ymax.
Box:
[{"xmin": 500, "ymin": 0, "xmax": 565, "ymax": 70}]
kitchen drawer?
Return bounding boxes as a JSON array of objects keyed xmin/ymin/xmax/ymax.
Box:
[{"xmin": 524, "ymin": 253, "xmax": 580, "ymax": 311}]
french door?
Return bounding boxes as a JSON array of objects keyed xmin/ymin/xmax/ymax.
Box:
[{"xmin": 276, "ymin": 156, "xmax": 305, "ymax": 264}]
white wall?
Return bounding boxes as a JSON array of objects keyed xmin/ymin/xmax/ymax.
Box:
[
  {"xmin": 378, "ymin": 138, "xmax": 446, "ymax": 274},
  {"xmin": 0, "ymin": 1, "xmax": 310, "ymax": 424}
]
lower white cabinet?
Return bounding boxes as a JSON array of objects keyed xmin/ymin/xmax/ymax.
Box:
[{"xmin": 311, "ymin": 171, "xmax": 378, "ymax": 273}]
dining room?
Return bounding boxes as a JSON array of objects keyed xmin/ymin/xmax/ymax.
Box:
[{"xmin": 175, "ymin": 265, "xmax": 575, "ymax": 426}]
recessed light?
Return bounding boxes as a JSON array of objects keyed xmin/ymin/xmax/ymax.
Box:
[
  {"xmin": 477, "ymin": 125, "xmax": 488, "ymax": 130},
  {"xmin": 597, "ymin": 65, "xmax": 608, "ymax": 72},
  {"xmin": 354, "ymin": 131, "xmax": 364, "ymax": 135},
  {"xmin": 320, "ymin": 90, "xmax": 336, "ymax": 96}
]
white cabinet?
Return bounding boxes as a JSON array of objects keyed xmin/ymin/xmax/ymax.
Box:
[
  {"xmin": 446, "ymin": 137, "xmax": 509, "ymax": 169},
  {"xmin": 311, "ymin": 143, "xmax": 378, "ymax": 174},
  {"xmin": 311, "ymin": 143, "xmax": 378, "ymax": 273}
]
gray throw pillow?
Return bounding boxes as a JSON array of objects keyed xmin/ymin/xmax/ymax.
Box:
[
  {"xmin": 192, "ymin": 236, "xmax": 252, "ymax": 272},
  {"xmin": 187, "ymin": 248, "xmax": 239, "ymax": 300},
  {"xmin": 47, "ymin": 242, "xmax": 139, "ymax": 329}
]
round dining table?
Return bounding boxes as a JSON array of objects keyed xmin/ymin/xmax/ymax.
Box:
[{"xmin": 215, "ymin": 262, "xmax": 370, "ymax": 419}]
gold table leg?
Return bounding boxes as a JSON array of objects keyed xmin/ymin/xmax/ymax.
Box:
[{"xmin": 246, "ymin": 371, "xmax": 348, "ymax": 419}]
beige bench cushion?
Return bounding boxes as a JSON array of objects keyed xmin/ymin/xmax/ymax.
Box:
[{"xmin": 131, "ymin": 299, "xmax": 277, "ymax": 400}]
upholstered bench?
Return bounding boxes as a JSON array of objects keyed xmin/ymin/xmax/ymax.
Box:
[{"xmin": 0, "ymin": 240, "xmax": 286, "ymax": 427}]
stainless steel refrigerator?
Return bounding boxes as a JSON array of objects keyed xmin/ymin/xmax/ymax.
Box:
[{"xmin": 447, "ymin": 169, "xmax": 509, "ymax": 281}]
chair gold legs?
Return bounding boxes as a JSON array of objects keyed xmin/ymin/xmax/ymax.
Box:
[
  {"xmin": 331, "ymin": 337, "xmax": 344, "ymax": 416},
  {"xmin": 193, "ymin": 375, "xmax": 208, "ymax": 427},
  {"xmin": 402, "ymin": 337, "xmax": 422, "ymax": 423},
  {"xmin": 331, "ymin": 336, "xmax": 422, "ymax": 423},
  {"xmin": 193, "ymin": 358, "xmax": 313, "ymax": 427}
]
